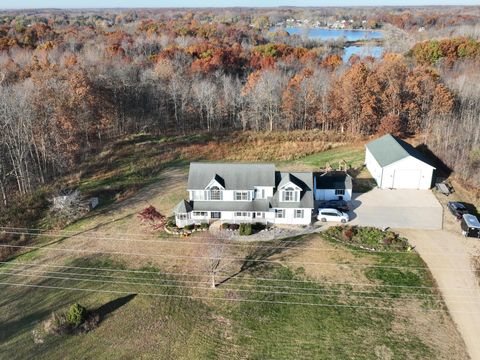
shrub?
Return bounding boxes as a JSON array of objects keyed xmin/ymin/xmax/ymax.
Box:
[
  {"xmin": 229, "ymin": 224, "xmax": 240, "ymax": 230},
  {"xmin": 221, "ymin": 223, "xmax": 229, "ymax": 229},
  {"xmin": 66, "ymin": 303, "xmax": 87, "ymax": 327},
  {"xmin": 252, "ymin": 222, "xmax": 266, "ymax": 232},
  {"xmin": 342, "ymin": 226, "xmax": 354, "ymax": 241},
  {"xmin": 166, "ymin": 216, "xmax": 176, "ymax": 228},
  {"xmin": 184, "ymin": 224, "xmax": 194, "ymax": 230},
  {"xmin": 48, "ymin": 312, "xmax": 70, "ymax": 335},
  {"xmin": 200, "ymin": 222, "xmax": 209, "ymax": 229},
  {"xmin": 81, "ymin": 312, "xmax": 100, "ymax": 332},
  {"xmin": 239, "ymin": 223, "xmax": 252, "ymax": 236}
]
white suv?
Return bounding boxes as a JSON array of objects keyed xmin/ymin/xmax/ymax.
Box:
[{"xmin": 317, "ymin": 208, "xmax": 349, "ymax": 223}]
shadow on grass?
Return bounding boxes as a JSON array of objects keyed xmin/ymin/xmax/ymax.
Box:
[
  {"xmin": 216, "ymin": 235, "xmax": 310, "ymax": 287},
  {"xmin": 94, "ymin": 294, "xmax": 137, "ymax": 323}
]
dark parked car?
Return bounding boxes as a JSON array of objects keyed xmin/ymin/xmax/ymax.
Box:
[
  {"xmin": 318, "ymin": 200, "xmax": 349, "ymax": 212},
  {"xmin": 461, "ymin": 214, "xmax": 480, "ymax": 238},
  {"xmin": 447, "ymin": 201, "xmax": 469, "ymax": 220}
]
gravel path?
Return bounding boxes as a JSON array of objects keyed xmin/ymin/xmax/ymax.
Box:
[{"xmin": 401, "ymin": 228, "xmax": 480, "ymax": 360}]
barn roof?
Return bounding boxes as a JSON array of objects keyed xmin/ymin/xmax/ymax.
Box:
[{"xmin": 366, "ymin": 134, "xmax": 435, "ymax": 168}]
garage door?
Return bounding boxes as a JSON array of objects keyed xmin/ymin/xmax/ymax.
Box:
[{"xmin": 393, "ymin": 169, "xmax": 421, "ymax": 189}]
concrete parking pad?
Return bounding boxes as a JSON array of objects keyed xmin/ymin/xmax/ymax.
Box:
[{"xmin": 350, "ymin": 188, "xmax": 443, "ymax": 230}]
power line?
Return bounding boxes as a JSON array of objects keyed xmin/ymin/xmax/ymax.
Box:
[
  {"xmin": 3, "ymin": 280, "xmax": 480, "ymax": 314},
  {"xmin": 4, "ymin": 266, "xmax": 466, "ymax": 301},
  {"xmin": 0, "ymin": 243, "xmax": 474, "ymax": 272},
  {"xmin": 0, "ymin": 227, "xmax": 470, "ymax": 256},
  {"xmin": 4, "ymin": 260, "xmax": 472, "ymax": 292},
  {"xmin": 3, "ymin": 269, "xmax": 462, "ymax": 303}
]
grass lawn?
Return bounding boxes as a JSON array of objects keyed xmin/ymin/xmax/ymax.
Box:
[
  {"xmin": 288, "ymin": 147, "xmax": 365, "ymax": 170},
  {"xmin": 0, "ymin": 233, "xmax": 467, "ymax": 360}
]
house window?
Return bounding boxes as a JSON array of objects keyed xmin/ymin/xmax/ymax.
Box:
[
  {"xmin": 177, "ymin": 214, "xmax": 187, "ymax": 220},
  {"xmin": 283, "ymin": 189, "xmax": 298, "ymax": 202},
  {"xmin": 235, "ymin": 211, "xmax": 250, "ymax": 217},
  {"xmin": 211, "ymin": 212, "xmax": 221, "ymax": 219},
  {"xmin": 255, "ymin": 189, "xmax": 266, "ymax": 199},
  {"xmin": 193, "ymin": 211, "xmax": 208, "ymax": 217},
  {"xmin": 191, "ymin": 191, "xmax": 205, "ymax": 200},
  {"xmin": 294, "ymin": 209, "xmax": 304, "ymax": 218},
  {"xmin": 284, "ymin": 191, "xmax": 294, "ymax": 201},
  {"xmin": 335, "ymin": 189, "xmax": 345, "ymax": 196},
  {"xmin": 235, "ymin": 191, "xmax": 249, "ymax": 201},
  {"xmin": 210, "ymin": 186, "xmax": 222, "ymax": 200},
  {"xmin": 275, "ymin": 209, "xmax": 285, "ymax": 218}
]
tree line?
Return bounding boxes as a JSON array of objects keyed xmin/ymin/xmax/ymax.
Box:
[{"xmin": 0, "ymin": 11, "xmax": 479, "ymax": 208}]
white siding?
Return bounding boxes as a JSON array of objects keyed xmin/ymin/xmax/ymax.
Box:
[
  {"xmin": 315, "ymin": 189, "xmax": 352, "ymax": 201},
  {"xmin": 254, "ymin": 186, "xmax": 274, "ymax": 199},
  {"xmin": 365, "ymin": 147, "xmax": 383, "ymax": 187},
  {"xmin": 272, "ymin": 208, "xmax": 312, "ymax": 225},
  {"xmin": 380, "ymin": 157, "xmax": 433, "ymax": 190}
]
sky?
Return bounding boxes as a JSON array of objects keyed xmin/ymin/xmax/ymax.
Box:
[{"xmin": 2, "ymin": 0, "xmax": 479, "ymax": 9}]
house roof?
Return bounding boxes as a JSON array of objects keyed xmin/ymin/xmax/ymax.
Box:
[
  {"xmin": 365, "ymin": 134, "xmax": 435, "ymax": 168},
  {"xmin": 271, "ymin": 172, "xmax": 314, "ymax": 209},
  {"xmin": 187, "ymin": 162, "xmax": 276, "ymax": 190},
  {"xmin": 173, "ymin": 200, "xmax": 192, "ymax": 213},
  {"xmin": 278, "ymin": 173, "xmax": 304, "ymax": 189},
  {"xmin": 316, "ymin": 171, "xmax": 353, "ymax": 190}
]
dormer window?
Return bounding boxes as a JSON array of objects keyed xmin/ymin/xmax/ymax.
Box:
[
  {"xmin": 284, "ymin": 189, "xmax": 294, "ymax": 201},
  {"xmin": 282, "ymin": 187, "xmax": 299, "ymax": 202}
]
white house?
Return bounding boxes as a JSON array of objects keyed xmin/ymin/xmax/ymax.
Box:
[
  {"xmin": 173, "ymin": 163, "xmax": 314, "ymax": 227},
  {"xmin": 314, "ymin": 171, "xmax": 353, "ymax": 201},
  {"xmin": 365, "ymin": 134, "xmax": 435, "ymax": 190}
]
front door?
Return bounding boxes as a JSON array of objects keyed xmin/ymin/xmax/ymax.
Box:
[{"xmin": 211, "ymin": 212, "xmax": 221, "ymax": 219}]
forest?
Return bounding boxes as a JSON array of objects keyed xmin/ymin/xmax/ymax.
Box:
[{"xmin": 0, "ymin": 7, "xmax": 479, "ymax": 209}]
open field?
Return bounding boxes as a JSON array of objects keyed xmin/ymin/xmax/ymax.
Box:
[
  {"xmin": 0, "ymin": 233, "xmax": 469, "ymax": 360},
  {"xmin": 0, "ymin": 141, "xmax": 469, "ymax": 359}
]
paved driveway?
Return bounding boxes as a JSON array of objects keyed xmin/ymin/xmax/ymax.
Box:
[{"xmin": 350, "ymin": 188, "xmax": 443, "ymax": 230}]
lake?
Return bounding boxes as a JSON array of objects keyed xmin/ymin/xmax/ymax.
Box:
[
  {"xmin": 276, "ymin": 27, "xmax": 384, "ymax": 61},
  {"xmin": 282, "ymin": 27, "xmax": 384, "ymax": 42}
]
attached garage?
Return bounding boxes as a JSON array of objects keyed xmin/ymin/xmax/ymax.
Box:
[{"xmin": 365, "ymin": 134, "xmax": 435, "ymax": 190}]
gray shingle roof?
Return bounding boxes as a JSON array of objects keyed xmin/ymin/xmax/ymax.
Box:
[
  {"xmin": 366, "ymin": 134, "xmax": 435, "ymax": 168},
  {"xmin": 173, "ymin": 200, "xmax": 192, "ymax": 213},
  {"xmin": 277, "ymin": 173, "xmax": 304, "ymax": 189},
  {"xmin": 316, "ymin": 171, "xmax": 353, "ymax": 190},
  {"xmin": 187, "ymin": 162, "xmax": 276, "ymax": 190},
  {"xmin": 271, "ymin": 172, "xmax": 314, "ymax": 209}
]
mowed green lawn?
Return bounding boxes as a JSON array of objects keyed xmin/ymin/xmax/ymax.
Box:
[
  {"xmin": 0, "ymin": 240, "xmax": 461, "ymax": 360},
  {"xmin": 294, "ymin": 147, "xmax": 365, "ymax": 170}
]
